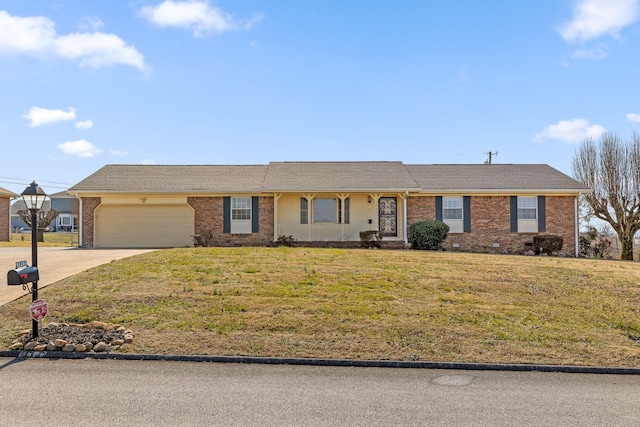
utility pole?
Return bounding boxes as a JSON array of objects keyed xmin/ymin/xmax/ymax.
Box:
[{"xmin": 484, "ymin": 151, "xmax": 498, "ymax": 164}]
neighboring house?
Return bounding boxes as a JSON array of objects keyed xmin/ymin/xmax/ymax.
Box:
[
  {"xmin": 0, "ymin": 186, "xmax": 18, "ymax": 241},
  {"xmin": 10, "ymin": 192, "xmax": 78, "ymax": 232},
  {"xmin": 68, "ymin": 162, "xmax": 591, "ymax": 255}
]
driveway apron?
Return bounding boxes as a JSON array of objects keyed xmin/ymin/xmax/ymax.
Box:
[{"xmin": 0, "ymin": 247, "xmax": 154, "ymax": 306}]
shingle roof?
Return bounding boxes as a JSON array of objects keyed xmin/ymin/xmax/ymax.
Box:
[
  {"xmin": 262, "ymin": 161, "xmax": 420, "ymax": 191},
  {"xmin": 68, "ymin": 165, "xmax": 269, "ymax": 193},
  {"xmin": 68, "ymin": 162, "xmax": 590, "ymax": 194},
  {"xmin": 0, "ymin": 186, "xmax": 18, "ymax": 197},
  {"xmin": 11, "ymin": 200, "xmax": 52, "ymax": 214},
  {"xmin": 406, "ymin": 164, "xmax": 590, "ymax": 192}
]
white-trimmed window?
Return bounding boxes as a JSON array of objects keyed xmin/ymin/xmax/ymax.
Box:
[
  {"xmin": 517, "ymin": 196, "xmax": 538, "ymax": 232},
  {"xmin": 231, "ymin": 197, "xmax": 252, "ymax": 233},
  {"xmin": 443, "ymin": 196, "xmax": 463, "ymax": 233}
]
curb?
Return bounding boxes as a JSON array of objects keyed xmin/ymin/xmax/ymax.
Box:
[{"xmin": 2, "ymin": 350, "xmax": 640, "ymax": 374}]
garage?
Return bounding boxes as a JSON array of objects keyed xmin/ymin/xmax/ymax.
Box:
[{"xmin": 94, "ymin": 204, "xmax": 194, "ymax": 248}]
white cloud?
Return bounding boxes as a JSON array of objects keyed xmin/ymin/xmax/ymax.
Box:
[
  {"xmin": 533, "ymin": 118, "xmax": 606, "ymax": 143},
  {"xmin": 0, "ymin": 10, "xmax": 146, "ymax": 70},
  {"xmin": 559, "ymin": 0, "xmax": 639, "ymax": 43},
  {"xmin": 627, "ymin": 113, "xmax": 640, "ymax": 123},
  {"xmin": 57, "ymin": 139, "xmax": 102, "ymax": 157},
  {"xmin": 24, "ymin": 107, "xmax": 76, "ymax": 127},
  {"xmin": 142, "ymin": 159, "xmax": 158, "ymax": 165},
  {"xmin": 109, "ymin": 149, "xmax": 128, "ymax": 156},
  {"xmin": 139, "ymin": 0, "xmax": 263, "ymax": 37},
  {"xmin": 75, "ymin": 119, "xmax": 93, "ymax": 129},
  {"xmin": 77, "ymin": 16, "xmax": 104, "ymax": 32},
  {"xmin": 571, "ymin": 46, "xmax": 608, "ymax": 60}
]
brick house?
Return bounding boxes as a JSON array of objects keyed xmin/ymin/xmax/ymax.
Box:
[
  {"xmin": 68, "ymin": 162, "xmax": 590, "ymax": 255},
  {"xmin": 0, "ymin": 186, "xmax": 18, "ymax": 241}
]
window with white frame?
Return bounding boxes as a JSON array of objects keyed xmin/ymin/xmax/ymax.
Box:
[
  {"xmin": 517, "ymin": 196, "xmax": 537, "ymax": 220},
  {"xmin": 231, "ymin": 197, "xmax": 252, "ymax": 233},
  {"xmin": 442, "ymin": 196, "xmax": 463, "ymax": 233},
  {"xmin": 517, "ymin": 196, "xmax": 538, "ymax": 232}
]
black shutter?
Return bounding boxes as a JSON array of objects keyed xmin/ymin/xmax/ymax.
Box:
[
  {"xmin": 538, "ymin": 196, "xmax": 546, "ymax": 233},
  {"xmin": 435, "ymin": 196, "xmax": 443, "ymax": 221},
  {"xmin": 252, "ymin": 196, "xmax": 259, "ymax": 233},
  {"xmin": 510, "ymin": 196, "xmax": 518, "ymax": 232},
  {"xmin": 463, "ymin": 196, "xmax": 471, "ymax": 232},
  {"xmin": 223, "ymin": 197, "xmax": 231, "ymax": 233}
]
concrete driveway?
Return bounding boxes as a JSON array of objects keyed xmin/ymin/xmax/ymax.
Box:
[{"xmin": 0, "ymin": 247, "xmax": 154, "ymax": 306}]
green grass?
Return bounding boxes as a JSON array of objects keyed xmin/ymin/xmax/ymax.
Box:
[
  {"xmin": 1, "ymin": 247, "xmax": 640, "ymax": 366},
  {"xmin": 0, "ymin": 232, "xmax": 78, "ymax": 247}
]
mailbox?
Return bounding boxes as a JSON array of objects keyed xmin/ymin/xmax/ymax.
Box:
[{"xmin": 7, "ymin": 266, "xmax": 39, "ymax": 286}]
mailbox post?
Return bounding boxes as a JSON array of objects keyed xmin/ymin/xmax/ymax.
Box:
[{"xmin": 20, "ymin": 181, "xmax": 47, "ymax": 338}]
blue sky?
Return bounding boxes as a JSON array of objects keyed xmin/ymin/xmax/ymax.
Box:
[{"xmin": 1, "ymin": 0, "xmax": 639, "ymax": 195}]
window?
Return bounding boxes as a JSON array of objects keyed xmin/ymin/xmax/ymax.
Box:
[
  {"xmin": 231, "ymin": 197, "xmax": 252, "ymax": 221},
  {"xmin": 314, "ymin": 198, "xmax": 336, "ymax": 223},
  {"xmin": 517, "ymin": 197, "xmax": 537, "ymax": 220},
  {"xmin": 441, "ymin": 196, "xmax": 463, "ymax": 233},
  {"xmin": 338, "ymin": 198, "xmax": 350, "ymax": 224},
  {"xmin": 300, "ymin": 198, "xmax": 308, "ymax": 224},
  {"xmin": 443, "ymin": 197, "xmax": 463, "ymax": 220}
]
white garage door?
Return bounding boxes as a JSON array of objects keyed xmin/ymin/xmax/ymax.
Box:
[{"xmin": 95, "ymin": 204, "xmax": 194, "ymax": 248}]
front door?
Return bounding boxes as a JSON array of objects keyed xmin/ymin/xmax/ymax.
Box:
[{"xmin": 379, "ymin": 197, "xmax": 397, "ymax": 237}]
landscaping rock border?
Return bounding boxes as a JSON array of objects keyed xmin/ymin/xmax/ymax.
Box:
[{"xmin": 8, "ymin": 321, "xmax": 134, "ymax": 353}]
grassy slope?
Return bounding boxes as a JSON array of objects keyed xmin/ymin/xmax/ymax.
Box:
[{"xmin": 1, "ymin": 247, "xmax": 640, "ymax": 366}]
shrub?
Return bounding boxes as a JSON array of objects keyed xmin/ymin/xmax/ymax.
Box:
[
  {"xmin": 194, "ymin": 230, "xmax": 215, "ymax": 247},
  {"xmin": 533, "ymin": 235, "xmax": 563, "ymax": 255},
  {"xmin": 579, "ymin": 227, "xmax": 612, "ymax": 258},
  {"xmin": 275, "ymin": 234, "xmax": 297, "ymax": 247},
  {"xmin": 359, "ymin": 230, "xmax": 382, "ymax": 248},
  {"xmin": 408, "ymin": 220, "xmax": 449, "ymax": 250}
]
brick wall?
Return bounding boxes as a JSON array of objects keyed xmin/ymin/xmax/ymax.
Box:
[
  {"xmin": 81, "ymin": 197, "xmax": 101, "ymax": 248},
  {"xmin": 407, "ymin": 195, "xmax": 577, "ymax": 255},
  {"xmin": 188, "ymin": 196, "xmax": 274, "ymax": 246},
  {"xmin": 0, "ymin": 198, "xmax": 9, "ymax": 241}
]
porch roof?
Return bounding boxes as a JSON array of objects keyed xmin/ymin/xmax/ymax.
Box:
[
  {"xmin": 0, "ymin": 186, "xmax": 19, "ymax": 198},
  {"xmin": 262, "ymin": 161, "xmax": 420, "ymax": 192}
]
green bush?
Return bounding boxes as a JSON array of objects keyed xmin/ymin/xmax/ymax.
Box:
[
  {"xmin": 408, "ymin": 220, "xmax": 449, "ymax": 250},
  {"xmin": 359, "ymin": 230, "xmax": 382, "ymax": 248},
  {"xmin": 533, "ymin": 235, "xmax": 563, "ymax": 255}
]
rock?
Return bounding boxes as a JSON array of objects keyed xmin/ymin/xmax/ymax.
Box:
[
  {"xmin": 89, "ymin": 321, "xmax": 109, "ymax": 330},
  {"xmin": 525, "ymin": 250, "xmax": 535, "ymax": 256},
  {"xmin": 116, "ymin": 326, "xmax": 126, "ymax": 332},
  {"xmin": 9, "ymin": 342, "xmax": 23, "ymax": 350},
  {"xmin": 18, "ymin": 330, "xmax": 31, "ymax": 337},
  {"xmin": 74, "ymin": 344, "xmax": 87, "ymax": 352},
  {"xmin": 54, "ymin": 339, "xmax": 68, "ymax": 348},
  {"xmin": 46, "ymin": 322, "xmax": 59, "ymax": 329},
  {"xmin": 34, "ymin": 344, "xmax": 47, "ymax": 352},
  {"xmin": 83, "ymin": 342, "xmax": 93, "ymax": 351},
  {"xmin": 62, "ymin": 343, "xmax": 76, "ymax": 352},
  {"xmin": 124, "ymin": 334, "xmax": 134, "ymax": 343},
  {"xmin": 124, "ymin": 329, "xmax": 133, "ymax": 336},
  {"xmin": 24, "ymin": 341, "xmax": 37, "ymax": 351},
  {"xmin": 112, "ymin": 339, "xmax": 125, "ymax": 346},
  {"xmin": 47, "ymin": 342, "xmax": 57, "ymax": 351},
  {"xmin": 94, "ymin": 342, "xmax": 108, "ymax": 352}
]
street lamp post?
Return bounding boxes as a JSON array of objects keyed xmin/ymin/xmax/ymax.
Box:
[{"xmin": 21, "ymin": 181, "xmax": 47, "ymax": 338}]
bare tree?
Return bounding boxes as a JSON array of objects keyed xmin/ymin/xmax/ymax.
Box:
[
  {"xmin": 17, "ymin": 209, "xmax": 59, "ymax": 242},
  {"xmin": 572, "ymin": 132, "xmax": 640, "ymax": 260}
]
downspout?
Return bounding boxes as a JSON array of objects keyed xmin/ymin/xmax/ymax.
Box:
[
  {"xmin": 403, "ymin": 191, "xmax": 409, "ymax": 244},
  {"xmin": 75, "ymin": 193, "xmax": 82, "ymax": 248},
  {"xmin": 574, "ymin": 195, "xmax": 580, "ymax": 258}
]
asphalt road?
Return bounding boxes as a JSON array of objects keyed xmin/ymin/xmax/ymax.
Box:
[
  {"xmin": 1, "ymin": 357, "xmax": 639, "ymax": 426},
  {"xmin": 0, "ymin": 247, "xmax": 154, "ymax": 305}
]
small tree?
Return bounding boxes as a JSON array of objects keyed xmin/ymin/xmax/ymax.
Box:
[
  {"xmin": 408, "ymin": 220, "xmax": 449, "ymax": 250},
  {"xmin": 17, "ymin": 209, "xmax": 59, "ymax": 242},
  {"xmin": 573, "ymin": 132, "xmax": 640, "ymax": 260}
]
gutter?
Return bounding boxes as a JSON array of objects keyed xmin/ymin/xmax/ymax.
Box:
[
  {"xmin": 404, "ymin": 191, "xmax": 408, "ymax": 244},
  {"xmin": 74, "ymin": 192, "xmax": 82, "ymax": 248},
  {"xmin": 575, "ymin": 194, "xmax": 580, "ymax": 258}
]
